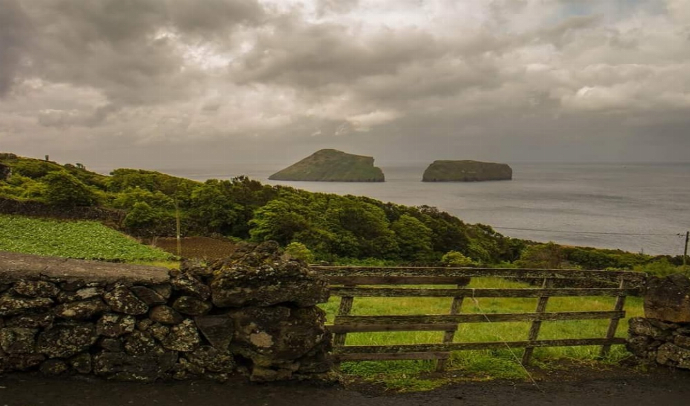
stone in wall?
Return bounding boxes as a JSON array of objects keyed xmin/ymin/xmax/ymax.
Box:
[
  {"xmin": 209, "ymin": 241, "xmax": 329, "ymax": 308},
  {"xmin": 628, "ymin": 274, "xmax": 690, "ymax": 370},
  {"xmin": 36, "ymin": 323, "xmax": 99, "ymax": 358},
  {"xmin": 229, "ymin": 305, "xmax": 332, "ymax": 381},
  {"xmin": 194, "ymin": 314, "xmax": 235, "ymax": 350},
  {"xmin": 149, "ymin": 305, "xmax": 184, "ymax": 325},
  {"xmin": 645, "ymin": 274, "xmax": 690, "ymax": 323},
  {"xmin": 103, "ymin": 285, "xmax": 149, "ymax": 315},
  {"xmin": 0, "ymin": 294, "xmax": 53, "ymax": 316},
  {"xmin": 93, "ymin": 351, "xmax": 178, "ymax": 381}
]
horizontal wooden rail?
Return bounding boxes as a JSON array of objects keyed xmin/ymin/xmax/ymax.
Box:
[
  {"xmin": 327, "ymin": 323, "xmax": 459, "ymax": 334},
  {"xmin": 330, "ymin": 287, "xmax": 639, "ymax": 298},
  {"xmin": 325, "ymin": 276, "xmax": 473, "ymax": 285},
  {"xmin": 337, "ymin": 352, "xmax": 451, "ymax": 362},
  {"xmin": 333, "ymin": 310, "xmax": 624, "ymax": 329},
  {"xmin": 312, "ymin": 266, "xmax": 646, "ymax": 283},
  {"xmin": 334, "ymin": 338, "xmax": 627, "ymax": 356}
]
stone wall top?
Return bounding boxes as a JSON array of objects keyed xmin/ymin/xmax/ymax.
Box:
[{"xmin": 0, "ymin": 251, "xmax": 169, "ymax": 285}]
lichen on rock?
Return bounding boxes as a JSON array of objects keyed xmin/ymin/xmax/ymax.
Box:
[
  {"xmin": 103, "ymin": 285, "xmax": 149, "ymax": 315},
  {"xmin": 209, "ymin": 242, "xmax": 329, "ymax": 308}
]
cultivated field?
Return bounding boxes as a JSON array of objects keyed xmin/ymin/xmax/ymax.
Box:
[{"xmin": 0, "ymin": 214, "xmax": 173, "ymax": 262}]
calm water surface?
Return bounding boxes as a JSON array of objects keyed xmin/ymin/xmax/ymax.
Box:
[{"xmin": 143, "ymin": 162, "xmax": 690, "ymax": 255}]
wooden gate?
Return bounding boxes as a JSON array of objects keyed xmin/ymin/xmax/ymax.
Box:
[{"xmin": 311, "ymin": 266, "xmax": 646, "ymax": 371}]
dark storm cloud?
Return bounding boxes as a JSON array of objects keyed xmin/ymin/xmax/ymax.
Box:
[
  {"xmin": 232, "ymin": 21, "xmax": 443, "ymax": 88},
  {"xmin": 0, "ymin": 0, "xmax": 30, "ymax": 96},
  {"xmin": 9, "ymin": 0, "xmax": 265, "ymax": 106},
  {"xmin": 0, "ymin": 0, "xmax": 689, "ymax": 167}
]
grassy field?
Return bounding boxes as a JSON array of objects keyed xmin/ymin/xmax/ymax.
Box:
[
  {"xmin": 320, "ymin": 277, "xmax": 643, "ymax": 388},
  {"xmin": 0, "ymin": 214, "xmax": 174, "ymax": 262}
]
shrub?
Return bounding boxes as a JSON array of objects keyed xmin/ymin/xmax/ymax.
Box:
[
  {"xmin": 43, "ymin": 171, "xmax": 97, "ymax": 207},
  {"xmin": 285, "ymin": 242, "xmax": 315, "ymax": 263},
  {"xmin": 441, "ymin": 251, "xmax": 476, "ymax": 267},
  {"xmin": 515, "ymin": 242, "xmax": 566, "ymax": 269}
]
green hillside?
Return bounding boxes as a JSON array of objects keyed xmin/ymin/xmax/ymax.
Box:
[
  {"xmin": 1, "ymin": 151, "xmax": 683, "ymax": 274},
  {"xmin": 269, "ymin": 149, "xmax": 385, "ymax": 182}
]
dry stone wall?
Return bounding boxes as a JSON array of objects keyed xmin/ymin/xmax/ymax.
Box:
[
  {"xmin": 0, "ymin": 242, "xmax": 332, "ymax": 382},
  {"xmin": 627, "ymin": 273, "xmax": 690, "ymax": 369}
]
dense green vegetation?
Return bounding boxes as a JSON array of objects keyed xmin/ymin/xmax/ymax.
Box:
[
  {"xmin": 0, "ymin": 154, "xmax": 522, "ymax": 265},
  {"xmin": 0, "ymin": 214, "xmax": 173, "ymax": 262},
  {"xmin": 268, "ymin": 149, "xmax": 385, "ymax": 182},
  {"xmin": 0, "ymin": 153, "xmax": 685, "ymax": 274},
  {"xmin": 516, "ymin": 242, "xmax": 688, "ymax": 276}
]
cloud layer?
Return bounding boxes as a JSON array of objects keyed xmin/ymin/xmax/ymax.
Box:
[{"xmin": 1, "ymin": 0, "xmax": 689, "ymax": 167}]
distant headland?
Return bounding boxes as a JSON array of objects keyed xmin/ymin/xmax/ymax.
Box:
[
  {"xmin": 422, "ymin": 160, "xmax": 512, "ymax": 182},
  {"xmin": 269, "ymin": 149, "xmax": 385, "ymax": 182}
]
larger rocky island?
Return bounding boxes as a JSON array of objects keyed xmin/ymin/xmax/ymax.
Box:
[
  {"xmin": 269, "ymin": 149, "xmax": 385, "ymax": 182},
  {"xmin": 422, "ymin": 160, "xmax": 512, "ymax": 182}
]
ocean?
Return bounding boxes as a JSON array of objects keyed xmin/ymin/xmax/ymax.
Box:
[{"xmin": 140, "ymin": 162, "xmax": 690, "ymax": 256}]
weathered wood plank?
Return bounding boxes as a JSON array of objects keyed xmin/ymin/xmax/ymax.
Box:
[
  {"xmin": 312, "ymin": 266, "xmax": 646, "ymax": 282},
  {"xmin": 335, "ymin": 311, "xmax": 625, "ymax": 325},
  {"xmin": 327, "ymin": 323, "xmax": 458, "ymax": 333},
  {"xmin": 329, "ymin": 287, "xmax": 640, "ymax": 298},
  {"xmin": 522, "ymin": 278, "xmax": 551, "ymax": 365},
  {"xmin": 437, "ymin": 291, "xmax": 464, "ymax": 372},
  {"xmin": 334, "ymin": 338, "xmax": 628, "ymax": 354},
  {"xmin": 333, "ymin": 288, "xmax": 355, "ymax": 347},
  {"xmin": 601, "ymin": 279, "xmax": 627, "ymax": 356},
  {"xmin": 326, "ymin": 276, "xmax": 473, "ymax": 285},
  {"xmin": 336, "ymin": 352, "xmax": 450, "ymax": 362}
]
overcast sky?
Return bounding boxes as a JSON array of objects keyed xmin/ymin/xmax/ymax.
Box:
[{"xmin": 1, "ymin": 0, "xmax": 689, "ymax": 171}]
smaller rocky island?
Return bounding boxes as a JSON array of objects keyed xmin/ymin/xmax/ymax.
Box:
[
  {"xmin": 422, "ymin": 160, "xmax": 512, "ymax": 182},
  {"xmin": 269, "ymin": 149, "xmax": 385, "ymax": 182}
]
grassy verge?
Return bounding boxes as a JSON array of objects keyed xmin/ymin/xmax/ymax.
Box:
[
  {"xmin": 0, "ymin": 214, "xmax": 174, "ymax": 262},
  {"xmin": 320, "ymin": 277, "xmax": 643, "ymax": 390}
]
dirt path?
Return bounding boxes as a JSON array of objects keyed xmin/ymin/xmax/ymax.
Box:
[{"xmin": 2, "ymin": 369, "xmax": 690, "ymax": 406}]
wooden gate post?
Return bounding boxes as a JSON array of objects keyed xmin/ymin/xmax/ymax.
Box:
[
  {"xmin": 436, "ymin": 286, "xmax": 464, "ymax": 372},
  {"xmin": 522, "ymin": 278, "xmax": 552, "ymax": 365},
  {"xmin": 600, "ymin": 278, "xmax": 627, "ymax": 357}
]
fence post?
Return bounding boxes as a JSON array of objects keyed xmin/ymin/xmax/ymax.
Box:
[
  {"xmin": 601, "ymin": 277, "xmax": 627, "ymax": 357},
  {"xmin": 333, "ymin": 284, "xmax": 356, "ymax": 370},
  {"xmin": 522, "ymin": 278, "xmax": 551, "ymax": 365},
  {"xmin": 436, "ymin": 286, "xmax": 464, "ymax": 372}
]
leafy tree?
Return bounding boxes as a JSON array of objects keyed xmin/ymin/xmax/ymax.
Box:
[
  {"xmin": 188, "ymin": 180, "xmax": 242, "ymax": 235},
  {"xmin": 249, "ymin": 200, "xmax": 310, "ymax": 245},
  {"xmin": 391, "ymin": 214, "xmax": 433, "ymax": 261},
  {"xmin": 43, "ymin": 171, "xmax": 98, "ymax": 207},
  {"xmin": 124, "ymin": 202, "xmax": 160, "ymax": 230},
  {"xmin": 326, "ymin": 198, "xmax": 398, "ymax": 258},
  {"xmin": 112, "ymin": 187, "xmax": 175, "ymax": 211}
]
